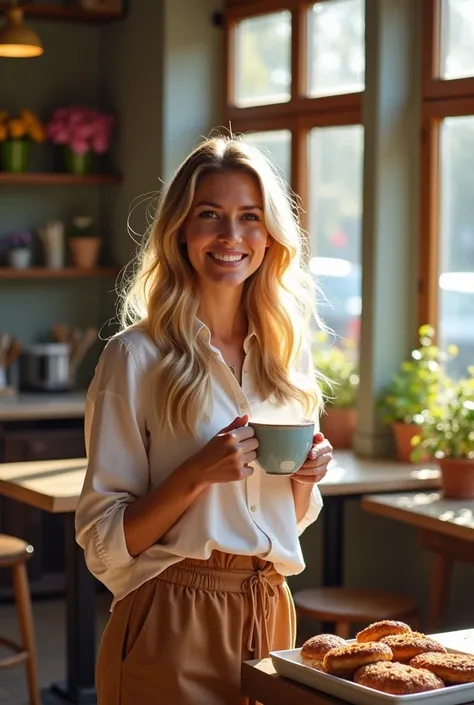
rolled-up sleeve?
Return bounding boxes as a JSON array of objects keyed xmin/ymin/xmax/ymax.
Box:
[
  {"xmin": 75, "ymin": 337, "xmax": 149, "ymax": 591},
  {"xmin": 296, "ymin": 484, "xmax": 323, "ymax": 535}
]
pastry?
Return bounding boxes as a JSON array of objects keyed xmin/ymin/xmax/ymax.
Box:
[
  {"xmin": 409, "ymin": 652, "xmax": 474, "ymax": 684},
  {"xmin": 322, "ymin": 641, "xmax": 393, "ymax": 678},
  {"xmin": 356, "ymin": 620, "xmax": 412, "ymax": 643},
  {"xmin": 380, "ymin": 633, "xmax": 447, "ymax": 662},
  {"xmin": 301, "ymin": 634, "xmax": 347, "ymax": 669},
  {"xmin": 354, "ymin": 660, "xmax": 444, "ymax": 694}
]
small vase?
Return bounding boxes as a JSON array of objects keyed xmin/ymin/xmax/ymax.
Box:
[
  {"xmin": 69, "ymin": 237, "xmax": 101, "ymax": 268},
  {"xmin": 8, "ymin": 248, "xmax": 32, "ymax": 269},
  {"xmin": 2, "ymin": 140, "xmax": 30, "ymax": 173},
  {"xmin": 64, "ymin": 147, "xmax": 92, "ymax": 176}
]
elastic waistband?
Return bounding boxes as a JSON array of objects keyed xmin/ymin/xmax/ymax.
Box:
[{"xmin": 157, "ymin": 557, "xmax": 284, "ymax": 593}]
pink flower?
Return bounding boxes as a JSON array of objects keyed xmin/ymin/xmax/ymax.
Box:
[
  {"xmin": 70, "ymin": 140, "xmax": 89, "ymax": 155},
  {"xmin": 92, "ymin": 136, "xmax": 108, "ymax": 154},
  {"xmin": 45, "ymin": 104, "xmax": 114, "ymax": 154}
]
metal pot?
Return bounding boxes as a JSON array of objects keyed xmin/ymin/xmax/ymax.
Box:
[{"xmin": 22, "ymin": 343, "xmax": 71, "ymax": 392}]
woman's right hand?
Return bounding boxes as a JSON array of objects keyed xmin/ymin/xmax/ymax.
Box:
[{"xmin": 179, "ymin": 415, "xmax": 258, "ymax": 490}]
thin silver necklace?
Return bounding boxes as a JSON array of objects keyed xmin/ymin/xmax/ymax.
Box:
[{"xmin": 228, "ymin": 363, "xmax": 236, "ymax": 376}]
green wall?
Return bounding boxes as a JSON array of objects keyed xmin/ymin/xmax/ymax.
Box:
[
  {"xmin": 0, "ymin": 20, "xmax": 105, "ymax": 355},
  {"xmin": 0, "ymin": 1, "xmax": 223, "ymax": 376}
]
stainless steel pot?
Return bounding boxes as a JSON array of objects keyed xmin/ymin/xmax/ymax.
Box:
[{"xmin": 22, "ymin": 343, "xmax": 71, "ymax": 392}]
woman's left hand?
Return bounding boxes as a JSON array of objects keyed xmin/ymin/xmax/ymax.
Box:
[{"xmin": 291, "ymin": 432, "xmax": 333, "ymax": 484}]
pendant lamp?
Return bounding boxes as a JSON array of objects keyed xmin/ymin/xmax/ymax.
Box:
[{"xmin": 0, "ymin": 2, "xmax": 43, "ymax": 58}]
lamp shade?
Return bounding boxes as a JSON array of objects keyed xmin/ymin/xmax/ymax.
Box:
[{"xmin": 0, "ymin": 7, "xmax": 43, "ymax": 58}]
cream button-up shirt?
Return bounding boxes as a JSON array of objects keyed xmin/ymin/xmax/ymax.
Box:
[{"xmin": 75, "ymin": 324, "xmax": 323, "ymax": 607}]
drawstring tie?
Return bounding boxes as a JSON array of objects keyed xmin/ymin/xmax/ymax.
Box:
[{"xmin": 244, "ymin": 568, "xmax": 278, "ymax": 659}]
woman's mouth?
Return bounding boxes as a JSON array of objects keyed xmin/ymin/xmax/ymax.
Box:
[{"xmin": 208, "ymin": 252, "xmax": 248, "ymax": 264}]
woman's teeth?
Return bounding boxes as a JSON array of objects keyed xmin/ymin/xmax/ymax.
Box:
[{"xmin": 210, "ymin": 253, "xmax": 244, "ymax": 262}]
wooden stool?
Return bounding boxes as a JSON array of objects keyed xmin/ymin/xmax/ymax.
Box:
[
  {"xmin": 294, "ymin": 587, "xmax": 420, "ymax": 639},
  {"xmin": 0, "ymin": 534, "xmax": 40, "ymax": 705}
]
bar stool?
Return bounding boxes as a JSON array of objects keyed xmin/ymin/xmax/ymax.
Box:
[
  {"xmin": 294, "ymin": 586, "xmax": 420, "ymax": 639},
  {"xmin": 0, "ymin": 534, "xmax": 40, "ymax": 705}
]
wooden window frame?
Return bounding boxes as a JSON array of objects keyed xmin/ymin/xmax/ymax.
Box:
[
  {"xmin": 419, "ymin": 0, "xmax": 474, "ymax": 329},
  {"xmin": 224, "ymin": 0, "xmax": 363, "ymax": 229}
]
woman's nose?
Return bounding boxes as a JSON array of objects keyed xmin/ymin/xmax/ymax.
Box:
[{"xmin": 219, "ymin": 217, "xmax": 242, "ymax": 243}]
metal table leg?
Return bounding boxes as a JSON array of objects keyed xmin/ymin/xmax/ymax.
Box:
[
  {"xmin": 41, "ymin": 513, "xmax": 97, "ymax": 704},
  {"xmin": 321, "ymin": 496, "xmax": 346, "ymax": 632},
  {"xmin": 322, "ymin": 496, "xmax": 346, "ymax": 587}
]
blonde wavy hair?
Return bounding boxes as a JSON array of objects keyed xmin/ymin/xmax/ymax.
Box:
[{"xmin": 120, "ymin": 135, "xmax": 322, "ymax": 435}]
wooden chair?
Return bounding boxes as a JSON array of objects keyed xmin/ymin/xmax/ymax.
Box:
[
  {"xmin": 293, "ymin": 586, "xmax": 419, "ymax": 639},
  {"xmin": 0, "ymin": 534, "xmax": 40, "ymax": 705},
  {"xmin": 421, "ymin": 529, "xmax": 474, "ymax": 632}
]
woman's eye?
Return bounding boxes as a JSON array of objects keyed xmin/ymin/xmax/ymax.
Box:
[
  {"xmin": 242, "ymin": 212, "xmax": 260, "ymax": 221},
  {"xmin": 198, "ymin": 210, "xmax": 219, "ymax": 219}
]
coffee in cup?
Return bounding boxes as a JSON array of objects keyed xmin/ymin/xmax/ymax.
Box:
[{"xmin": 248, "ymin": 419, "xmax": 315, "ymax": 475}]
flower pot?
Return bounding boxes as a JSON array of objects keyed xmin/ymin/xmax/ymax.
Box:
[
  {"xmin": 69, "ymin": 237, "xmax": 101, "ymax": 268},
  {"xmin": 438, "ymin": 458, "xmax": 474, "ymax": 499},
  {"xmin": 8, "ymin": 248, "xmax": 32, "ymax": 269},
  {"xmin": 320, "ymin": 407, "xmax": 357, "ymax": 449},
  {"xmin": 392, "ymin": 422, "xmax": 419, "ymax": 462},
  {"xmin": 64, "ymin": 147, "xmax": 92, "ymax": 176},
  {"xmin": 2, "ymin": 140, "xmax": 30, "ymax": 173}
]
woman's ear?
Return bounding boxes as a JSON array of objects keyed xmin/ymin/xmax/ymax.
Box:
[{"xmin": 265, "ymin": 234, "xmax": 272, "ymax": 249}]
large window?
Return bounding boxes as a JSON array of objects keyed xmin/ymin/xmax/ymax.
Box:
[
  {"xmin": 420, "ymin": 0, "xmax": 474, "ymax": 377},
  {"xmin": 225, "ymin": 0, "xmax": 365, "ymax": 357},
  {"xmin": 241, "ymin": 129, "xmax": 292, "ymax": 183},
  {"xmin": 308, "ymin": 125, "xmax": 364, "ymax": 344}
]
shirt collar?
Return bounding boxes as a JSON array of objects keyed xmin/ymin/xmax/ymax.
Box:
[{"xmin": 195, "ymin": 318, "xmax": 257, "ymax": 351}]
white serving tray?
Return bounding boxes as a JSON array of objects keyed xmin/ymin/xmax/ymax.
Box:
[{"xmin": 271, "ymin": 634, "xmax": 474, "ymax": 705}]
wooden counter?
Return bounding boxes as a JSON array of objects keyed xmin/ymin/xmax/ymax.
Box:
[{"xmin": 0, "ymin": 391, "xmax": 86, "ymax": 421}]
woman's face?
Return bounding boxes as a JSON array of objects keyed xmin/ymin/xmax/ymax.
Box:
[{"xmin": 181, "ymin": 169, "xmax": 270, "ymax": 289}]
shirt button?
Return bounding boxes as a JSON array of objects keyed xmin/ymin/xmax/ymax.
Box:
[{"xmin": 250, "ymin": 505, "xmax": 257, "ymax": 512}]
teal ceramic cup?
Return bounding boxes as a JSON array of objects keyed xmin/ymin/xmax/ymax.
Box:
[{"xmin": 248, "ymin": 420, "xmax": 315, "ymax": 475}]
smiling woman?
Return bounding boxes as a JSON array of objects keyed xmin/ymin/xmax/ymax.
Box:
[
  {"xmin": 75, "ymin": 135, "xmax": 333, "ymax": 705},
  {"xmin": 181, "ymin": 170, "xmax": 270, "ymax": 289}
]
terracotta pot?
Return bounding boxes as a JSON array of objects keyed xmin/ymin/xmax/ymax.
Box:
[
  {"xmin": 438, "ymin": 458, "xmax": 474, "ymax": 499},
  {"xmin": 320, "ymin": 407, "xmax": 357, "ymax": 449},
  {"xmin": 392, "ymin": 422, "xmax": 419, "ymax": 462},
  {"xmin": 69, "ymin": 237, "xmax": 101, "ymax": 268}
]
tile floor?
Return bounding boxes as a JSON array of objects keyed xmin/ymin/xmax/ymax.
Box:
[{"xmin": 0, "ymin": 593, "xmax": 110, "ymax": 705}]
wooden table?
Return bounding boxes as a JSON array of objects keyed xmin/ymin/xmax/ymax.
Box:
[
  {"xmin": 0, "ymin": 453, "xmax": 442, "ymax": 704},
  {"xmin": 318, "ymin": 454, "xmax": 441, "ymax": 587},
  {"xmin": 362, "ymin": 492, "xmax": 474, "ymax": 629},
  {"xmin": 242, "ymin": 629, "xmax": 474, "ymax": 705},
  {"xmin": 0, "ymin": 458, "xmax": 95, "ymax": 705}
]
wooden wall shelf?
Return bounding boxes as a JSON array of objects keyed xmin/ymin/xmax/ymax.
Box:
[
  {"xmin": 0, "ymin": 172, "xmax": 121, "ymax": 185},
  {"xmin": 0, "ymin": 266, "xmax": 121, "ymax": 279},
  {"xmin": 0, "ymin": 3, "xmax": 126, "ymax": 23}
]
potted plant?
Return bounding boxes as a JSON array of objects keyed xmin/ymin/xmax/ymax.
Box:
[
  {"xmin": 411, "ymin": 370, "xmax": 474, "ymax": 498},
  {"xmin": 0, "ymin": 109, "xmax": 45, "ymax": 173},
  {"xmin": 68, "ymin": 216, "xmax": 101, "ymax": 268},
  {"xmin": 312, "ymin": 331, "xmax": 359, "ymax": 449},
  {"xmin": 379, "ymin": 325, "xmax": 454, "ymax": 462},
  {"xmin": 2, "ymin": 231, "xmax": 34, "ymax": 269},
  {"xmin": 46, "ymin": 105, "xmax": 114, "ymax": 175}
]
